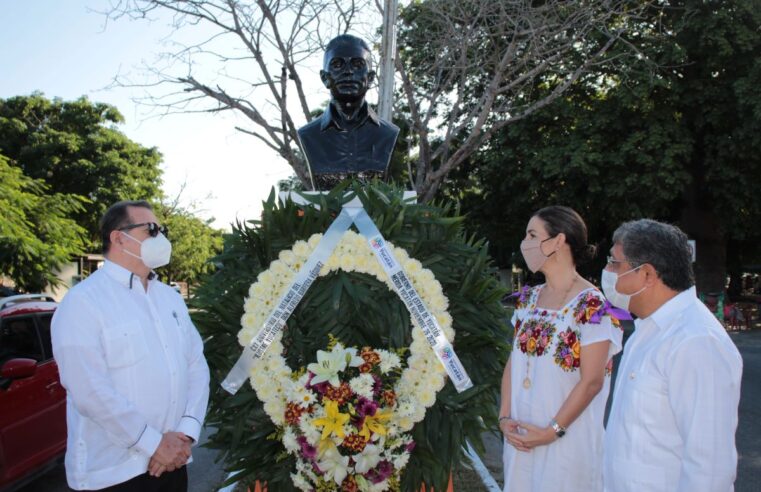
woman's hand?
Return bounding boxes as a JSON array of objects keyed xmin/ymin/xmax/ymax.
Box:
[
  {"xmin": 505, "ymin": 421, "xmax": 557, "ymax": 451},
  {"xmin": 501, "ymin": 418, "xmax": 531, "ymax": 452}
]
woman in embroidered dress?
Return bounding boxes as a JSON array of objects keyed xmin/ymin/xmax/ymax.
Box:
[{"xmin": 499, "ymin": 206, "xmax": 625, "ymax": 492}]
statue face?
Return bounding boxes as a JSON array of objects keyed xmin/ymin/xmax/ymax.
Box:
[{"xmin": 320, "ymin": 41, "xmax": 375, "ymax": 104}]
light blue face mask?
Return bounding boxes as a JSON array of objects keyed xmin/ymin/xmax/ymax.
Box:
[{"xmin": 600, "ymin": 266, "xmax": 646, "ymax": 311}]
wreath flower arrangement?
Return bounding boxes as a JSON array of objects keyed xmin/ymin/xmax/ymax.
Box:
[
  {"xmin": 238, "ymin": 230, "xmax": 453, "ymax": 491},
  {"xmin": 194, "ymin": 185, "xmax": 509, "ymax": 491}
]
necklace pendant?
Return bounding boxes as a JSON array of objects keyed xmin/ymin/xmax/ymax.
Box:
[{"xmin": 523, "ymin": 377, "xmax": 531, "ymax": 389}]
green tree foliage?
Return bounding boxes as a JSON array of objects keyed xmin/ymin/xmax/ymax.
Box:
[
  {"xmin": 157, "ymin": 204, "xmax": 224, "ymax": 285},
  {"xmin": 191, "ymin": 183, "xmax": 509, "ymax": 491},
  {"xmin": 0, "ymin": 93, "xmax": 163, "ymax": 245},
  {"xmin": 0, "ymin": 154, "xmax": 87, "ymax": 292},
  {"xmin": 446, "ymin": 0, "xmax": 761, "ymax": 291}
]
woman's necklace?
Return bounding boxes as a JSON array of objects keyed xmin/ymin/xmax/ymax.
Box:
[{"xmin": 523, "ymin": 274, "xmax": 578, "ymax": 389}]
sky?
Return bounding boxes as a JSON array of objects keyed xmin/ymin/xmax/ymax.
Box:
[{"xmin": 0, "ymin": 1, "xmax": 308, "ymax": 230}]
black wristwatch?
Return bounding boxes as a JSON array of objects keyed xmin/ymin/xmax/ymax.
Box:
[{"xmin": 550, "ymin": 418, "xmax": 566, "ymax": 438}]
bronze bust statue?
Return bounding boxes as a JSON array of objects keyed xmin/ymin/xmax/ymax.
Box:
[{"xmin": 297, "ymin": 35, "xmax": 400, "ymax": 190}]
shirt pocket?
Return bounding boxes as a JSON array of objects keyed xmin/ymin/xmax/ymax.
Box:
[
  {"xmin": 628, "ymin": 372, "xmax": 668, "ymax": 427},
  {"xmin": 102, "ymin": 322, "xmax": 148, "ymax": 368}
]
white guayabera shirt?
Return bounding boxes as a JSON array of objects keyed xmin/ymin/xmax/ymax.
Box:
[
  {"xmin": 52, "ymin": 261, "xmax": 210, "ymax": 490},
  {"xmin": 604, "ymin": 287, "xmax": 742, "ymax": 492}
]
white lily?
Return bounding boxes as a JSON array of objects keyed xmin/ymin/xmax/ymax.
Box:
[
  {"xmin": 334, "ymin": 344, "xmax": 365, "ymax": 368},
  {"xmin": 353, "ymin": 443, "xmax": 383, "ymax": 474},
  {"xmin": 317, "ymin": 443, "xmax": 351, "ymax": 485},
  {"xmin": 307, "ymin": 349, "xmax": 348, "ymax": 387}
]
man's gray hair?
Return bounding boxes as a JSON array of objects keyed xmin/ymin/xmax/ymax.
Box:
[{"xmin": 612, "ymin": 219, "xmax": 694, "ymax": 291}]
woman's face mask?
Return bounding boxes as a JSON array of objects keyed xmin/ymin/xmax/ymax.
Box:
[{"xmin": 520, "ymin": 236, "xmax": 556, "ymax": 273}]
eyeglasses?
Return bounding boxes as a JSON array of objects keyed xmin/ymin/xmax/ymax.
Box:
[
  {"xmin": 606, "ymin": 255, "xmax": 628, "ymax": 266},
  {"xmin": 119, "ymin": 222, "xmax": 169, "ymax": 238}
]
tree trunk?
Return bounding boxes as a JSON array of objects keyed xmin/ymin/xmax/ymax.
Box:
[{"xmin": 680, "ymin": 187, "xmax": 726, "ymax": 294}]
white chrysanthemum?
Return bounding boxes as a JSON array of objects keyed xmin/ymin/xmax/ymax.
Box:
[
  {"xmin": 412, "ymin": 405, "xmax": 427, "ymax": 423},
  {"xmin": 429, "ymin": 296, "xmax": 449, "ymax": 313},
  {"xmin": 282, "ymin": 428, "xmax": 299, "ymax": 453},
  {"xmin": 243, "ymin": 296, "xmax": 258, "ymax": 312},
  {"xmin": 257, "ymin": 382, "xmax": 276, "ymax": 402},
  {"xmin": 291, "ymin": 472, "xmax": 312, "ymax": 492},
  {"xmin": 339, "ymin": 253, "xmax": 357, "ymax": 272},
  {"xmin": 408, "ymin": 355, "xmax": 426, "ymax": 371},
  {"xmin": 419, "ymin": 387, "xmax": 436, "ymax": 407},
  {"xmin": 296, "ymin": 460, "xmax": 319, "ymax": 482},
  {"xmin": 396, "ymin": 398, "xmax": 416, "ymax": 417},
  {"xmin": 240, "ymin": 310, "xmax": 258, "ymax": 328},
  {"xmin": 377, "ymin": 351, "xmax": 401, "ymax": 374},
  {"xmin": 250, "ymin": 370, "xmax": 270, "ymax": 389},
  {"xmin": 326, "ymin": 254, "xmax": 341, "ymax": 271},
  {"xmin": 435, "ymin": 311, "xmax": 453, "ymax": 328},
  {"xmin": 392, "ymin": 246, "xmax": 409, "ymax": 263},
  {"xmin": 292, "ymin": 240, "xmax": 310, "ymax": 259},
  {"xmin": 279, "ymin": 249, "xmax": 297, "ymax": 266},
  {"xmin": 393, "ymin": 452, "xmax": 410, "ymax": 470},
  {"xmin": 354, "ymin": 255, "xmax": 371, "ymax": 273},
  {"xmin": 307, "ymin": 233, "xmax": 322, "ymax": 249},
  {"xmin": 403, "ymin": 258, "xmax": 423, "ymax": 274},
  {"xmin": 299, "ymin": 416, "xmax": 322, "ymax": 446},
  {"xmin": 270, "ymin": 260, "xmax": 295, "ymax": 280},
  {"xmin": 248, "ymin": 281, "xmax": 267, "ymax": 299},
  {"xmin": 263, "ymin": 400, "xmax": 285, "ymax": 425},
  {"xmin": 349, "ymin": 373, "xmax": 375, "ymax": 399},
  {"xmin": 396, "ymin": 415, "xmax": 413, "ymax": 432}
]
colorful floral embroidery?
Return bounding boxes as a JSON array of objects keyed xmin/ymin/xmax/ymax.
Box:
[
  {"xmin": 554, "ymin": 328, "xmax": 581, "ymax": 371},
  {"xmin": 515, "ymin": 285, "xmax": 532, "ymax": 309},
  {"xmin": 517, "ymin": 318, "xmax": 556, "ymax": 356},
  {"xmin": 573, "ymin": 290, "xmax": 605, "ymax": 324},
  {"xmin": 573, "ymin": 290, "xmax": 625, "ymax": 328}
]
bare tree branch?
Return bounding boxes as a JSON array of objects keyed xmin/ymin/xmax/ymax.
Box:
[{"xmin": 395, "ymin": 0, "xmax": 656, "ymax": 200}]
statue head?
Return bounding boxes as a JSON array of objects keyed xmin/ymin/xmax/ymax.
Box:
[{"xmin": 320, "ymin": 34, "xmax": 376, "ymax": 107}]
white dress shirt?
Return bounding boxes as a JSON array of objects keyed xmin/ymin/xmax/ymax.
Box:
[
  {"xmin": 52, "ymin": 260, "xmax": 210, "ymax": 490},
  {"xmin": 603, "ymin": 287, "xmax": 742, "ymax": 492}
]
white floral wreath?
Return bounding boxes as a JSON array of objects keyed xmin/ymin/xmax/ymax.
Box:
[{"xmin": 238, "ymin": 230, "xmax": 455, "ymax": 435}]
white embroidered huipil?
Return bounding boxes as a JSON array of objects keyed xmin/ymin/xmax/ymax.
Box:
[
  {"xmin": 603, "ymin": 287, "xmax": 742, "ymax": 492},
  {"xmin": 504, "ymin": 286, "xmax": 623, "ymax": 492},
  {"xmin": 51, "ymin": 261, "xmax": 210, "ymax": 490}
]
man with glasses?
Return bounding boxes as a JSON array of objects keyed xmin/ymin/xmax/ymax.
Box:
[
  {"xmin": 601, "ymin": 219, "xmax": 742, "ymax": 492},
  {"xmin": 52, "ymin": 200, "xmax": 210, "ymax": 491}
]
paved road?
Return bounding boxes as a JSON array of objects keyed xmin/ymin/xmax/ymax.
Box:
[
  {"xmin": 479, "ymin": 329, "xmax": 761, "ymax": 491},
  {"xmin": 16, "ymin": 426, "xmax": 227, "ymax": 492}
]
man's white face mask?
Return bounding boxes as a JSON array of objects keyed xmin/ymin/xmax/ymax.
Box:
[
  {"xmin": 121, "ymin": 231, "xmax": 172, "ymax": 269},
  {"xmin": 601, "ymin": 265, "xmax": 646, "ymax": 311}
]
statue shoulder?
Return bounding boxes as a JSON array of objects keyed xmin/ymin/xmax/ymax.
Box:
[
  {"xmin": 298, "ymin": 118, "xmax": 323, "ymax": 139},
  {"xmin": 377, "ymin": 118, "xmax": 400, "ymax": 137}
]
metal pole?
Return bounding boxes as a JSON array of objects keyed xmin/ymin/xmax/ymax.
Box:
[{"xmin": 378, "ymin": 0, "xmax": 398, "ymax": 122}]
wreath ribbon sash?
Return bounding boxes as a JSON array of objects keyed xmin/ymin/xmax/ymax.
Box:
[{"xmin": 222, "ymin": 205, "xmax": 473, "ymax": 395}]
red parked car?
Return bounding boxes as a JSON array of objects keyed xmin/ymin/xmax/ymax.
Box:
[{"xmin": 0, "ymin": 295, "xmax": 66, "ymax": 491}]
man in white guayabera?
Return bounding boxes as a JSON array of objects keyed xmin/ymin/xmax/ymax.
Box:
[
  {"xmin": 602, "ymin": 219, "xmax": 742, "ymax": 492},
  {"xmin": 52, "ymin": 200, "xmax": 210, "ymax": 491}
]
